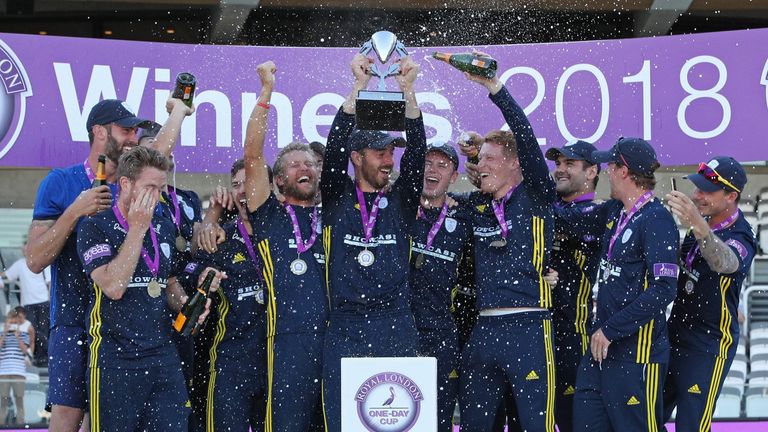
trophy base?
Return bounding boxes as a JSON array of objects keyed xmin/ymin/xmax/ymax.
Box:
[{"xmin": 356, "ymin": 90, "xmax": 406, "ymax": 131}]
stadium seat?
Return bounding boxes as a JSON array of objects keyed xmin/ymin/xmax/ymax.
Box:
[
  {"xmin": 751, "ymin": 343, "xmax": 768, "ymax": 358},
  {"xmin": 740, "ymin": 200, "xmax": 757, "ymax": 214},
  {"xmin": 752, "ymin": 353, "xmax": 768, "ymax": 373},
  {"xmin": 745, "ymin": 386, "xmax": 768, "ymax": 417},
  {"xmin": 737, "ymin": 338, "xmax": 747, "ymax": 356},
  {"xmin": 748, "ymin": 370, "xmax": 768, "ymax": 387},
  {"xmin": 752, "ymin": 324, "xmax": 768, "ymax": 341},
  {"xmin": 744, "ymin": 211, "xmax": 758, "ymax": 233},
  {"xmin": 714, "ymin": 386, "xmax": 742, "ymax": 418},
  {"xmin": 23, "ymin": 390, "xmax": 46, "ymax": 424},
  {"xmin": 724, "ymin": 368, "xmax": 746, "ymax": 397}
]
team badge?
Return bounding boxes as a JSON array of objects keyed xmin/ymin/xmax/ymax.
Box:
[
  {"xmin": 160, "ymin": 242, "xmax": 171, "ymax": 259},
  {"xmin": 444, "ymin": 217, "xmax": 457, "ymax": 233},
  {"xmin": 621, "ymin": 229, "xmax": 633, "ymax": 244},
  {"xmin": 378, "ymin": 197, "xmax": 388, "ymax": 209}
]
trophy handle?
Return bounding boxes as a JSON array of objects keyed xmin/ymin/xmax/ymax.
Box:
[
  {"xmin": 359, "ymin": 41, "xmax": 373, "ymax": 56},
  {"xmin": 394, "ymin": 41, "xmax": 409, "ymax": 58}
]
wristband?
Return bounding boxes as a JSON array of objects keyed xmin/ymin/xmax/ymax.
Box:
[{"xmin": 257, "ymin": 102, "xmax": 270, "ymax": 110}]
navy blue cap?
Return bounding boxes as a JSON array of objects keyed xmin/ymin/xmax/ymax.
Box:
[
  {"xmin": 138, "ymin": 121, "xmax": 163, "ymax": 141},
  {"xmin": 686, "ymin": 156, "xmax": 747, "ymax": 193},
  {"xmin": 86, "ymin": 99, "xmax": 152, "ymax": 133},
  {"xmin": 592, "ymin": 137, "xmax": 658, "ymax": 176},
  {"xmin": 545, "ymin": 140, "xmax": 598, "ymax": 164},
  {"xmin": 426, "ymin": 141, "xmax": 459, "ymax": 168},
  {"xmin": 349, "ymin": 130, "xmax": 406, "ymax": 152}
]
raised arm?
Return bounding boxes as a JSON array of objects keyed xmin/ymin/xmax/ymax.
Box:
[
  {"xmin": 244, "ymin": 61, "xmax": 275, "ymax": 212},
  {"xmin": 392, "ymin": 56, "xmax": 426, "ymax": 216},
  {"xmin": 25, "ymin": 172, "xmax": 112, "ymax": 273},
  {"xmin": 321, "ymin": 54, "xmax": 371, "ymax": 206},
  {"xmin": 153, "ymin": 98, "xmax": 195, "ymax": 159}
]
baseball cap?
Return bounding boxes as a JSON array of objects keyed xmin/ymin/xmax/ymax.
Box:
[
  {"xmin": 545, "ymin": 140, "xmax": 598, "ymax": 164},
  {"xmin": 591, "ymin": 137, "xmax": 658, "ymax": 177},
  {"xmin": 426, "ymin": 142, "xmax": 459, "ymax": 168},
  {"xmin": 349, "ymin": 130, "xmax": 406, "ymax": 152},
  {"xmin": 685, "ymin": 156, "xmax": 746, "ymax": 193},
  {"xmin": 86, "ymin": 99, "xmax": 153, "ymax": 133},
  {"xmin": 138, "ymin": 121, "xmax": 163, "ymax": 141}
]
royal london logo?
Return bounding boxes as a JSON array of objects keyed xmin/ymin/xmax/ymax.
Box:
[
  {"xmin": 0, "ymin": 39, "xmax": 33, "ymax": 161},
  {"xmin": 355, "ymin": 372, "xmax": 423, "ymax": 432}
]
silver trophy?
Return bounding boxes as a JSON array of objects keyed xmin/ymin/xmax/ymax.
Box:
[{"xmin": 356, "ymin": 31, "xmax": 409, "ymax": 131}]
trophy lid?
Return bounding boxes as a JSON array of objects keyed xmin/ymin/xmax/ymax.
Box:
[{"xmin": 370, "ymin": 31, "xmax": 398, "ymax": 63}]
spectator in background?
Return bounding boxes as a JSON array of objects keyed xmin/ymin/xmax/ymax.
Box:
[
  {"xmin": 0, "ymin": 256, "xmax": 49, "ymax": 367},
  {"xmin": 0, "ymin": 309, "xmax": 33, "ymax": 425}
]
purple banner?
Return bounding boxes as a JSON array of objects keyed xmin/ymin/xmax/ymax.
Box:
[{"xmin": 0, "ymin": 30, "xmax": 767, "ymax": 174}]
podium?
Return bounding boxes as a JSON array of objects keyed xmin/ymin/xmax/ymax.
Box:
[{"xmin": 341, "ymin": 357, "xmax": 437, "ymax": 432}]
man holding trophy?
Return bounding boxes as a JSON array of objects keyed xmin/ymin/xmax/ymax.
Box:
[{"xmin": 319, "ymin": 32, "xmax": 426, "ymax": 431}]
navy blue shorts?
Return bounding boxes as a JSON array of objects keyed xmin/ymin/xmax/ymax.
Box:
[
  {"xmin": 206, "ymin": 366, "xmax": 265, "ymax": 432},
  {"xmin": 322, "ymin": 310, "xmax": 418, "ymax": 432},
  {"xmin": 417, "ymin": 326, "xmax": 459, "ymax": 432},
  {"xmin": 47, "ymin": 325, "xmax": 88, "ymax": 409},
  {"xmin": 88, "ymin": 365, "xmax": 189, "ymax": 432},
  {"xmin": 553, "ymin": 330, "xmax": 589, "ymax": 432}
]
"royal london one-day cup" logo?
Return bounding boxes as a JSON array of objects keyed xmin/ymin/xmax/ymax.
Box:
[
  {"xmin": 355, "ymin": 371, "xmax": 424, "ymax": 432},
  {"xmin": 0, "ymin": 39, "xmax": 33, "ymax": 161}
]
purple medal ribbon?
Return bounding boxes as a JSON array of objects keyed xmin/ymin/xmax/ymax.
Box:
[
  {"xmin": 83, "ymin": 158, "xmax": 95, "ymax": 183},
  {"xmin": 606, "ymin": 190, "xmax": 654, "ymax": 259},
  {"xmin": 418, "ymin": 202, "xmax": 449, "ymax": 250},
  {"xmin": 554, "ymin": 192, "xmax": 596, "ymax": 209},
  {"xmin": 355, "ymin": 185, "xmax": 385, "ymax": 244},
  {"xmin": 491, "ymin": 185, "xmax": 518, "ymax": 240},
  {"xmin": 283, "ymin": 204, "xmax": 319, "ymax": 253},
  {"xmin": 236, "ymin": 218, "xmax": 266, "ymax": 283},
  {"xmin": 684, "ymin": 209, "xmax": 740, "ymax": 270},
  {"xmin": 167, "ymin": 186, "xmax": 182, "ymax": 232},
  {"xmin": 112, "ymin": 204, "xmax": 159, "ymax": 279}
]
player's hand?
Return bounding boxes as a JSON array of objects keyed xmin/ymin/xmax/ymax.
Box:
[
  {"xmin": 463, "ymin": 49, "xmax": 502, "ymax": 94},
  {"xmin": 590, "ymin": 328, "xmax": 611, "ymax": 363},
  {"xmin": 197, "ymin": 298, "xmax": 212, "ymax": 324},
  {"xmin": 166, "ymin": 97, "xmax": 195, "ymax": 116},
  {"xmin": 126, "ymin": 188, "xmax": 157, "ymax": 232},
  {"xmin": 199, "ymin": 223, "xmax": 226, "ymax": 253},
  {"xmin": 446, "ymin": 195, "xmax": 459, "ymax": 208},
  {"xmin": 465, "ymin": 162, "xmax": 481, "ymax": 189},
  {"xmin": 257, "ymin": 61, "xmax": 277, "ymax": 90},
  {"xmin": 351, "ymin": 54, "xmax": 373, "ymax": 87},
  {"xmin": 71, "ymin": 186, "xmax": 113, "ymax": 218},
  {"xmin": 544, "ymin": 268, "xmax": 559, "ymax": 289},
  {"xmin": 396, "ymin": 56, "xmax": 419, "ymax": 90},
  {"xmin": 198, "ymin": 267, "xmax": 227, "ymax": 294},
  {"xmin": 458, "ymin": 131, "xmax": 483, "ymax": 159},
  {"xmin": 665, "ymin": 190, "xmax": 708, "ymax": 237},
  {"xmin": 210, "ymin": 185, "xmax": 235, "ymax": 211}
]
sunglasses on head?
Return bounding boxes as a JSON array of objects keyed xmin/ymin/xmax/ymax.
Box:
[{"xmin": 697, "ymin": 162, "xmax": 741, "ymax": 193}]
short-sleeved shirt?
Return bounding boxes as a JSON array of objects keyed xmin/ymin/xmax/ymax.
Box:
[
  {"xmin": 32, "ymin": 163, "xmax": 116, "ymax": 329},
  {"xmin": 668, "ymin": 213, "xmax": 757, "ymax": 358},
  {"xmin": 5, "ymin": 258, "xmax": 50, "ymax": 306},
  {"xmin": 180, "ymin": 219, "xmax": 266, "ymax": 370},
  {"xmin": 158, "ymin": 186, "xmax": 202, "ymax": 246},
  {"xmin": 77, "ymin": 208, "xmax": 182, "ymax": 369},
  {"xmin": 248, "ymin": 194, "xmax": 327, "ymax": 336},
  {"xmin": 410, "ymin": 204, "xmax": 472, "ymax": 331}
]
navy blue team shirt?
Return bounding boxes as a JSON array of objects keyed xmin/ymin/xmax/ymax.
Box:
[
  {"xmin": 468, "ymin": 86, "xmax": 557, "ymax": 310},
  {"xmin": 248, "ymin": 194, "xmax": 328, "ymax": 335},
  {"xmin": 180, "ymin": 219, "xmax": 267, "ymax": 371},
  {"xmin": 557, "ymin": 198, "xmax": 679, "ymax": 363},
  {"xmin": 321, "ymin": 111, "xmax": 426, "ymax": 314},
  {"xmin": 77, "ymin": 209, "xmax": 183, "ymax": 369},
  {"xmin": 32, "ymin": 163, "xmax": 117, "ymax": 329},
  {"xmin": 410, "ymin": 204, "xmax": 472, "ymax": 330},
  {"xmin": 668, "ymin": 213, "xmax": 756, "ymax": 358}
]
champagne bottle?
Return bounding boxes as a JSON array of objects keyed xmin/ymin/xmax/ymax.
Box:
[
  {"xmin": 173, "ymin": 270, "xmax": 214, "ymax": 336},
  {"xmin": 432, "ymin": 52, "xmax": 498, "ymax": 79},
  {"xmin": 91, "ymin": 155, "xmax": 108, "ymax": 187},
  {"xmin": 172, "ymin": 72, "xmax": 196, "ymax": 108}
]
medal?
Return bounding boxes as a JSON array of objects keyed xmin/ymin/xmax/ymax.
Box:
[
  {"xmin": 358, "ymin": 249, "xmax": 375, "ymax": 267},
  {"xmin": 489, "ymin": 238, "xmax": 507, "ymax": 248},
  {"xmin": 147, "ymin": 278, "xmax": 162, "ymax": 298},
  {"xmin": 415, "ymin": 203, "xmax": 449, "ymax": 270},
  {"xmin": 356, "ymin": 186, "xmax": 385, "ymax": 268},
  {"xmin": 684, "ymin": 279, "xmax": 695, "ymax": 294},
  {"xmin": 414, "ymin": 253, "xmax": 425, "ymax": 269},
  {"xmin": 490, "ymin": 186, "xmax": 517, "ymax": 249},
  {"xmin": 290, "ymin": 259, "xmax": 307, "ymax": 275},
  {"xmin": 175, "ymin": 235, "xmax": 188, "ymax": 252},
  {"xmin": 602, "ymin": 267, "xmax": 611, "ymax": 282},
  {"xmin": 255, "ymin": 289, "xmax": 265, "ymax": 305}
]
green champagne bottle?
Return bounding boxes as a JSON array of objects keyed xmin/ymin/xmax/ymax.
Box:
[
  {"xmin": 172, "ymin": 72, "xmax": 196, "ymax": 108},
  {"xmin": 173, "ymin": 270, "xmax": 214, "ymax": 336},
  {"xmin": 91, "ymin": 155, "xmax": 108, "ymax": 187},
  {"xmin": 432, "ymin": 52, "xmax": 498, "ymax": 79}
]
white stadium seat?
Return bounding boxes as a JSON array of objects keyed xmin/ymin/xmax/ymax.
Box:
[
  {"xmin": 746, "ymin": 386, "xmax": 768, "ymax": 418},
  {"xmin": 752, "ymin": 354, "xmax": 768, "ymax": 373},
  {"xmin": 751, "ymin": 344, "xmax": 768, "ymax": 358},
  {"xmin": 748, "ymin": 371, "xmax": 768, "ymax": 387},
  {"xmin": 714, "ymin": 386, "xmax": 742, "ymax": 418},
  {"xmin": 23, "ymin": 390, "xmax": 46, "ymax": 424}
]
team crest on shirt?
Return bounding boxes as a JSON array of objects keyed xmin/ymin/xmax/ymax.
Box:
[
  {"xmin": 160, "ymin": 242, "xmax": 171, "ymax": 259},
  {"xmin": 378, "ymin": 197, "xmax": 389, "ymax": 209},
  {"xmin": 621, "ymin": 229, "xmax": 633, "ymax": 243},
  {"xmin": 445, "ymin": 217, "xmax": 457, "ymax": 233},
  {"xmin": 178, "ymin": 195, "xmax": 195, "ymax": 220}
]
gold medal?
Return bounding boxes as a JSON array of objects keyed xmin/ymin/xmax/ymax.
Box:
[
  {"xmin": 414, "ymin": 253, "xmax": 425, "ymax": 269},
  {"xmin": 175, "ymin": 235, "xmax": 188, "ymax": 252},
  {"xmin": 147, "ymin": 278, "xmax": 162, "ymax": 298}
]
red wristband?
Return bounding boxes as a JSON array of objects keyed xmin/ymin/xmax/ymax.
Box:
[{"xmin": 257, "ymin": 102, "xmax": 270, "ymax": 110}]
